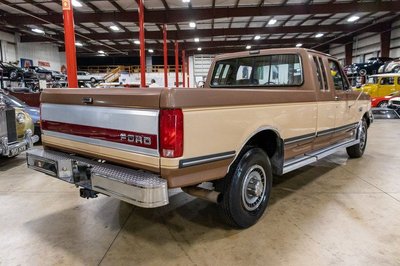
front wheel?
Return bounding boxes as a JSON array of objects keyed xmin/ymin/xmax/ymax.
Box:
[
  {"xmin": 218, "ymin": 147, "xmax": 272, "ymax": 228},
  {"xmin": 347, "ymin": 119, "xmax": 368, "ymax": 158},
  {"xmin": 90, "ymin": 77, "xmax": 96, "ymax": 83},
  {"xmin": 377, "ymin": 101, "xmax": 388, "ymax": 108}
]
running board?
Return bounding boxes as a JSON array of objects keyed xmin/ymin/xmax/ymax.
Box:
[{"xmin": 282, "ymin": 138, "xmax": 359, "ymax": 174}]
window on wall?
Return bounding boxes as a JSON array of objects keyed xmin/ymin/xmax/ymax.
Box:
[
  {"xmin": 210, "ymin": 54, "xmax": 303, "ymax": 87},
  {"xmin": 329, "ymin": 59, "xmax": 349, "ymax": 91}
]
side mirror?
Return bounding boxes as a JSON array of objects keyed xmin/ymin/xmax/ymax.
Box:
[{"xmin": 197, "ymin": 81, "xmax": 205, "ymax": 88}]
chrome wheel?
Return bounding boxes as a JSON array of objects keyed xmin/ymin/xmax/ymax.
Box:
[
  {"xmin": 359, "ymin": 123, "xmax": 366, "ymax": 150},
  {"xmin": 241, "ymin": 164, "xmax": 266, "ymax": 211}
]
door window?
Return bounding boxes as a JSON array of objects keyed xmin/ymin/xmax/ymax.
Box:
[
  {"xmin": 328, "ymin": 60, "xmax": 349, "ymax": 91},
  {"xmin": 380, "ymin": 77, "xmax": 394, "ymax": 85}
]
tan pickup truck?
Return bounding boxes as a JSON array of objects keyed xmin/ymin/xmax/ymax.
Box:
[{"xmin": 26, "ymin": 48, "xmax": 372, "ymax": 228}]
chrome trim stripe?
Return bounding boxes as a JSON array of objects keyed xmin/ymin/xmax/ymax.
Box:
[
  {"xmin": 284, "ymin": 122, "xmax": 358, "ymax": 144},
  {"xmin": 41, "ymin": 104, "xmax": 159, "ymax": 135},
  {"xmin": 180, "ymin": 151, "xmax": 236, "ymax": 168},
  {"xmin": 43, "ymin": 130, "xmax": 159, "ymax": 156}
]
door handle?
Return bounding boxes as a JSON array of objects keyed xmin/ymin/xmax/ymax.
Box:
[{"xmin": 335, "ymin": 96, "xmax": 340, "ymax": 101}]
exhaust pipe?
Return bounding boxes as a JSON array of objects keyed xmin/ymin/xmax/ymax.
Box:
[{"xmin": 182, "ymin": 186, "xmax": 221, "ymax": 203}]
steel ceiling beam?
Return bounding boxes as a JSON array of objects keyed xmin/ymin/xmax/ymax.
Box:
[
  {"xmin": 64, "ymin": 38, "xmax": 336, "ymax": 53},
  {"xmin": 2, "ymin": 2, "xmax": 399, "ymax": 25},
  {"xmin": 20, "ymin": 24, "xmax": 371, "ymax": 43}
]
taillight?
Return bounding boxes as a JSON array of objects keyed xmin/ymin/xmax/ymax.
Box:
[{"xmin": 159, "ymin": 109, "xmax": 183, "ymax": 158}]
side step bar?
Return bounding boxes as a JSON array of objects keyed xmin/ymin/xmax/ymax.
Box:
[
  {"xmin": 26, "ymin": 149, "xmax": 168, "ymax": 208},
  {"xmin": 282, "ymin": 138, "xmax": 359, "ymax": 174}
]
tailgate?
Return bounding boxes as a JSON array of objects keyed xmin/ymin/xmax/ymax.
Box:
[{"xmin": 40, "ymin": 88, "xmax": 162, "ymax": 172}]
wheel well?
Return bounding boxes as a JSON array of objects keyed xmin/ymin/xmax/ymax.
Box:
[
  {"xmin": 363, "ymin": 112, "xmax": 371, "ymax": 128},
  {"xmin": 243, "ymin": 130, "xmax": 284, "ymax": 175}
]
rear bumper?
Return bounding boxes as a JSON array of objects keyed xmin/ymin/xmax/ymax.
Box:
[
  {"xmin": 26, "ymin": 149, "xmax": 169, "ymax": 208},
  {"xmin": 0, "ymin": 129, "xmax": 39, "ymax": 157}
]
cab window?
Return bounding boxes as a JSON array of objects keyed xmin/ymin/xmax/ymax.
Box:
[
  {"xmin": 328, "ymin": 60, "xmax": 349, "ymax": 90},
  {"xmin": 367, "ymin": 77, "xmax": 378, "ymax": 84},
  {"xmin": 210, "ymin": 54, "xmax": 303, "ymax": 87}
]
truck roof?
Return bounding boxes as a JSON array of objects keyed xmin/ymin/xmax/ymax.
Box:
[
  {"xmin": 370, "ymin": 73, "xmax": 400, "ymax": 78},
  {"xmin": 213, "ymin": 48, "xmax": 332, "ymax": 61}
]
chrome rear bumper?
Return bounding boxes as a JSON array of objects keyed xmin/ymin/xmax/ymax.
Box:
[{"xmin": 26, "ymin": 149, "xmax": 168, "ymax": 208}]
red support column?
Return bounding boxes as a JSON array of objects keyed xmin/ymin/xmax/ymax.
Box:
[
  {"xmin": 345, "ymin": 43, "xmax": 353, "ymax": 65},
  {"xmin": 187, "ymin": 56, "xmax": 190, "ymax": 87},
  {"xmin": 182, "ymin": 50, "xmax": 186, "ymax": 87},
  {"xmin": 175, "ymin": 40, "xmax": 179, "ymax": 87},
  {"xmin": 163, "ymin": 24, "xmax": 168, "ymax": 87},
  {"xmin": 380, "ymin": 31, "xmax": 391, "ymax": 58},
  {"xmin": 138, "ymin": 0, "xmax": 146, "ymax": 87},
  {"xmin": 62, "ymin": 0, "xmax": 78, "ymax": 88}
]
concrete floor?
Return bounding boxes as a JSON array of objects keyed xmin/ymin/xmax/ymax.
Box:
[{"xmin": 1, "ymin": 120, "xmax": 400, "ymax": 266}]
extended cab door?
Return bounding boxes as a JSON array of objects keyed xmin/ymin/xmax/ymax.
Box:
[
  {"xmin": 311, "ymin": 54, "xmax": 335, "ymax": 150},
  {"xmin": 328, "ymin": 59, "xmax": 358, "ymax": 144}
]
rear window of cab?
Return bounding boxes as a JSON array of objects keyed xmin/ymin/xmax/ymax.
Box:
[{"xmin": 210, "ymin": 54, "xmax": 303, "ymax": 88}]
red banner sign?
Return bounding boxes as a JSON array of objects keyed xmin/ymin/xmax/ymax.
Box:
[{"xmin": 38, "ymin": 61, "xmax": 51, "ymax": 67}]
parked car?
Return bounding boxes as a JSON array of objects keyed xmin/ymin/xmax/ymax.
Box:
[
  {"xmin": 0, "ymin": 62, "xmax": 25, "ymax": 80},
  {"xmin": 354, "ymin": 73, "xmax": 400, "ymax": 97},
  {"xmin": 371, "ymin": 108, "xmax": 400, "ymax": 119},
  {"xmin": 388, "ymin": 96, "xmax": 400, "ymax": 109},
  {"xmin": 0, "ymin": 93, "xmax": 40, "ymax": 136},
  {"xmin": 378, "ymin": 58, "xmax": 400, "ymax": 73},
  {"xmin": 28, "ymin": 66, "xmax": 66, "ymax": 81},
  {"xmin": 371, "ymin": 91, "xmax": 400, "ymax": 108},
  {"xmin": 348, "ymin": 57, "xmax": 393, "ymax": 76},
  {"xmin": 77, "ymin": 71, "xmax": 105, "ymax": 83},
  {"xmin": 0, "ymin": 96, "xmax": 39, "ymax": 157}
]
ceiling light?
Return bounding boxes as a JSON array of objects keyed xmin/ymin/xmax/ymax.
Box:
[
  {"xmin": 99, "ymin": 54, "xmax": 106, "ymax": 57},
  {"xmin": 268, "ymin": 19, "xmax": 277, "ymax": 25},
  {"xmin": 254, "ymin": 35, "xmax": 261, "ymax": 40},
  {"xmin": 31, "ymin": 28, "xmax": 44, "ymax": 34},
  {"xmin": 296, "ymin": 43, "xmax": 303, "ymax": 47},
  {"xmin": 72, "ymin": 0, "xmax": 82, "ymax": 7},
  {"xmin": 75, "ymin": 42, "xmax": 83, "ymax": 47},
  {"xmin": 98, "ymin": 50, "xmax": 105, "ymax": 54},
  {"xmin": 189, "ymin": 22, "xmax": 196, "ymax": 28},
  {"xmin": 182, "ymin": 0, "xmax": 190, "ymax": 2},
  {"xmin": 194, "ymin": 37, "xmax": 200, "ymax": 42},
  {"xmin": 246, "ymin": 45, "xmax": 251, "ymax": 49},
  {"xmin": 149, "ymin": 49, "xmax": 154, "ymax": 53},
  {"xmin": 110, "ymin": 25, "xmax": 120, "ymax": 31},
  {"xmin": 347, "ymin": 15, "xmax": 360, "ymax": 22},
  {"xmin": 134, "ymin": 40, "xmax": 140, "ymax": 44},
  {"xmin": 315, "ymin": 33, "xmax": 324, "ymax": 38},
  {"xmin": 197, "ymin": 47, "xmax": 202, "ymax": 51}
]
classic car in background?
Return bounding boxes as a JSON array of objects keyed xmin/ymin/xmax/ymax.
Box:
[
  {"xmin": 371, "ymin": 91, "xmax": 400, "ymax": 108},
  {"xmin": 354, "ymin": 74, "xmax": 400, "ymax": 97},
  {"xmin": 371, "ymin": 108, "xmax": 400, "ymax": 119},
  {"xmin": 378, "ymin": 58, "xmax": 400, "ymax": 74},
  {"xmin": 388, "ymin": 96, "xmax": 400, "ymax": 110},
  {"xmin": 348, "ymin": 57, "xmax": 393, "ymax": 76},
  {"xmin": 27, "ymin": 66, "xmax": 67, "ymax": 81},
  {"xmin": 0, "ymin": 61, "xmax": 24, "ymax": 80},
  {"xmin": 0, "ymin": 95, "xmax": 39, "ymax": 157},
  {"xmin": 77, "ymin": 71, "xmax": 105, "ymax": 83},
  {"xmin": 0, "ymin": 93, "xmax": 40, "ymax": 136}
]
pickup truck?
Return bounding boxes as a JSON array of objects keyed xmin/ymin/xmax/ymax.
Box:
[{"xmin": 26, "ymin": 48, "xmax": 372, "ymax": 228}]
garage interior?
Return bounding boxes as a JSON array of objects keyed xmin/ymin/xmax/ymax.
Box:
[{"xmin": 1, "ymin": 0, "xmax": 400, "ymax": 265}]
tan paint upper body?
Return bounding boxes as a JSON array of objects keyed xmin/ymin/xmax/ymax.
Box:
[{"xmin": 41, "ymin": 48, "xmax": 371, "ymax": 188}]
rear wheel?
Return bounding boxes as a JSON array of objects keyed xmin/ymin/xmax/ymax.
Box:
[
  {"xmin": 218, "ymin": 147, "xmax": 272, "ymax": 228},
  {"xmin": 347, "ymin": 119, "xmax": 368, "ymax": 158},
  {"xmin": 90, "ymin": 77, "xmax": 96, "ymax": 83}
]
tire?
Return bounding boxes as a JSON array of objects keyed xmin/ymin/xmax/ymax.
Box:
[
  {"xmin": 347, "ymin": 119, "xmax": 368, "ymax": 158},
  {"xmin": 377, "ymin": 101, "xmax": 388, "ymax": 108},
  {"xmin": 45, "ymin": 73, "xmax": 52, "ymax": 81},
  {"xmin": 90, "ymin": 77, "xmax": 96, "ymax": 83},
  {"xmin": 9, "ymin": 70, "xmax": 17, "ymax": 80},
  {"xmin": 359, "ymin": 69, "xmax": 367, "ymax": 76},
  {"xmin": 218, "ymin": 147, "xmax": 272, "ymax": 228}
]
